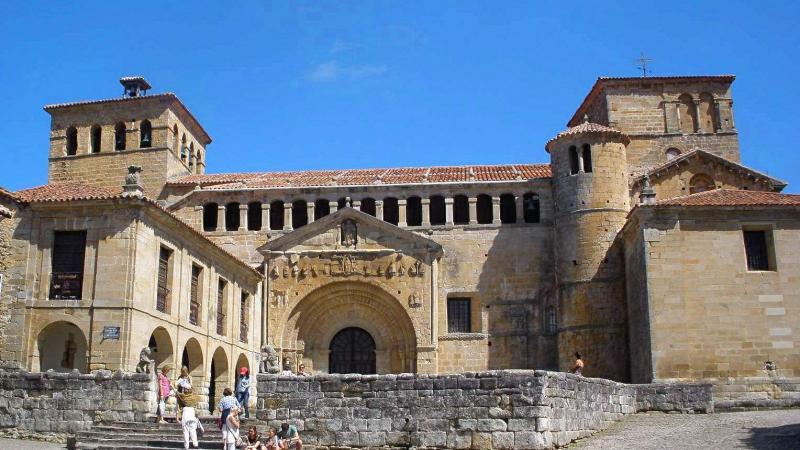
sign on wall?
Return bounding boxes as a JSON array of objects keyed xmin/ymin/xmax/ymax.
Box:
[{"xmin": 102, "ymin": 326, "xmax": 121, "ymax": 340}]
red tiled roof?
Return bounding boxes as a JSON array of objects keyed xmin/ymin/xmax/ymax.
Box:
[
  {"xmin": 168, "ymin": 164, "xmax": 552, "ymax": 189},
  {"xmin": 0, "ymin": 186, "xmax": 17, "ymax": 202},
  {"xmin": 545, "ymin": 121, "xmax": 629, "ymax": 152},
  {"xmin": 13, "ymin": 182, "xmax": 261, "ymax": 277},
  {"xmin": 656, "ymin": 189, "xmax": 800, "ymax": 207}
]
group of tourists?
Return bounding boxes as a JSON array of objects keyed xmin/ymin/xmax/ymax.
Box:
[{"xmin": 156, "ymin": 365, "xmax": 302, "ymax": 450}]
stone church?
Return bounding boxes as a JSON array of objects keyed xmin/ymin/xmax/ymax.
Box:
[{"xmin": 0, "ymin": 75, "xmax": 797, "ymax": 407}]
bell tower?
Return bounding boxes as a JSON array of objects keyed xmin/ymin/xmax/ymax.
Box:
[{"xmin": 44, "ymin": 76, "xmax": 211, "ymax": 199}]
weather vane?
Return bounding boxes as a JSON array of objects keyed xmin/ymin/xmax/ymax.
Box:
[{"xmin": 635, "ymin": 52, "xmax": 652, "ymax": 77}]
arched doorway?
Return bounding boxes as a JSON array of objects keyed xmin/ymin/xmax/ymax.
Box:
[
  {"xmin": 148, "ymin": 327, "xmax": 174, "ymax": 371},
  {"xmin": 37, "ymin": 321, "xmax": 88, "ymax": 373},
  {"xmin": 180, "ymin": 338, "xmax": 204, "ymax": 380},
  {"xmin": 209, "ymin": 347, "xmax": 228, "ymax": 414},
  {"xmin": 329, "ymin": 327, "xmax": 376, "ymax": 374}
]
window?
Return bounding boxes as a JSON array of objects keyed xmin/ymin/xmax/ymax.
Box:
[
  {"xmin": 666, "ymin": 148, "xmax": 681, "ymax": 160},
  {"xmin": 568, "ymin": 145, "xmax": 579, "ymax": 175},
  {"xmin": 360, "ymin": 198, "xmax": 376, "ymax": 216},
  {"xmin": 203, "ymin": 203, "xmax": 218, "ymax": 231},
  {"xmin": 90, "ymin": 125, "xmax": 102, "ymax": 153},
  {"xmin": 247, "ymin": 202, "xmax": 262, "ymax": 231},
  {"xmin": 225, "ymin": 202, "xmax": 240, "ymax": 231},
  {"xmin": 314, "ymin": 199, "xmax": 330, "ymax": 220},
  {"xmin": 270, "ymin": 201, "xmax": 284, "ymax": 230},
  {"xmin": 582, "ymin": 144, "xmax": 593, "ymax": 173},
  {"xmin": 292, "ymin": 200, "xmax": 308, "ymax": 228},
  {"xmin": 383, "ymin": 197, "xmax": 399, "ymax": 225},
  {"xmin": 180, "ymin": 135, "xmax": 187, "ymax": 162},
  {"xmin": 156, "ymin": 247, "xmax": 172, "ymax": 313},
  {"xmin": 523, "ymin": 193, "xmax": 540, "ymax": 223},
  {"xmin": 114, "ymin": 122, "xmax": 126, "ymax": 151},
  {"xmin": 240, "ymin": 292, "xmax": 250, "ymax": 343},
  {"xmin": 189, "ymin": 265, "xmax": 202, "ymax": 326},
  {"xmin": 217, "ymin": 279, "xmax": 227, "ymax": 336},
  {"xmin": 337, "ymin": 197, "xmax": 348, "ymax": 210},
  {"xmin": 66, "ymin": 127, "xmax": 78, "ymax": 155},
  {"xmin": 430, "ymin": 195, "xmax": 446, "ymax": 225},
  {"xmin": 689, "ymin": 174, "xmax": 714, "ymax": 194},
  {"xmin": 447, "ymin": 297, "xmax": 471, "ymax": 333},
  {"xmin": 678, "ymin": 93, "xmax": 697, "ymax": 134},
  {"xmin": 49, "ymin": 231, "xmax": 87, "ymax": 300},
  {"xmin": 407, "ymin": 196, "xmax": 422, "ymax": 226},
  {"xmin": 453, "ymin": 195, "xmax": 469, "ymax": 224},
  {"xmin": 140, "ymin": 120, "xmax": 152, "ymax": 148},
  {"xmin": 744, "ymin": 229, "xmax": 775, "ymax": 271},
  {"xmin": 476, "ymin": 194, "xmax": 492, "ymax": 224},
  {"xmin": 545, "ymin": 306, "xmax": 557, "ymax": 335},
  {"xmin": 499, "ymin": 193, "xmax": 516, "ymax": 224},
  {"xmin": 699, "ymin": 92, "xmax": 718, "ymax": 132}
]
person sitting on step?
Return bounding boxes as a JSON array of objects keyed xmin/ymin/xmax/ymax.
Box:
[
  {"xmin": 277, "ymin": 422, "xmax": 302, "ymax": 450},
  {"xmin": 245, "ymin": 426, "xmax": 265, "ymax": 450}
]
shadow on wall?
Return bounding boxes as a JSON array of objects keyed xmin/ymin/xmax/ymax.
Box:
[
  {"xmin": 743, "ymin": 423, "xmax": 800, "ymax": 449},
  {"xmin": 473, "ymin": 222, "xmax": 558, "ymax": 371}
]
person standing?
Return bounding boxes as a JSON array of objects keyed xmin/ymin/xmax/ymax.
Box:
[
  {"xmin": 156, "ymin": 366, "xmax": 173, "ymax": 424},
  {"xmin": 175, "ymin": 366, "xmax": 192, "ymax": 421},
  {"xmin": 570, "ymin": 352, "xmax": 584, "ymax": 376},
  {"xmin": 179, "ymin": 387, "xmax": 203, "ymax": 449},
  {"xmin": 218, "ymin": 387, "xmax": 240, "ymax": 431},
  {"xmin": 222, "ymin": 406, "xmax": 241, "ymax": 450},
  {"xmin": 236, "ymin": 367, "xmax": 251, "ymax": 419},
  {"xmin": 297, "ymin": 364, "xmax": 311, "ymax": 377}
]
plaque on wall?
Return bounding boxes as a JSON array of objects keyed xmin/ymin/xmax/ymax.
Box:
[
  {"xmin": 103, "ymin": 326, "xmax": 121, "ymax": 340},
  {"xmin": 49, "ymin": 272, "xmax": 83, "ymax": 300}
]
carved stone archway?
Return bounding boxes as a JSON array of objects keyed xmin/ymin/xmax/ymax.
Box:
[{"xmin": 276, "ymin": 281, "xmax": 417, "ymax": 374}]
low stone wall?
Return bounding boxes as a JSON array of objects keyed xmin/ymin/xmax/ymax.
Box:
[
  {"xmin": 256, "ymin": 370, "xmax": 712, "ymax": 449},
  {"xmin": 0, "ymin": 369, "xmax": 156, "ymax": 433},
  {"xmin": 713, "ymin": 377, "xmax": 800, "ymax": 410}
]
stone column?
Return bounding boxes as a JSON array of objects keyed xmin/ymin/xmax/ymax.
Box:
[
  {"xmin": 577, "ymin": 150, "xmax": 585, "ymax": 173},
  {"xmin": 239, "ymin": 204, "xmax": 248, "ymax": 231},
  {"xmin": 515, "ymin": 195, "xmax": 525, "ymax": 223},
  {"xmin": 261, "ymin": 203, "xmax": 271, "ymax": 231},
  {"xmin": 445, "ymin": 197, "xmax": 454, "ymax": 225},
  {"xmin": 283, "ymin": 202, "xmax": 292, "ymax": 231},
  {"xmin": 375, "ymin": 200, "xmax": 384, "ymax": 221},
  {"xmin": 693, "ymin": 99, "xmax": 702, "ymax": 133},
  {"xmin": 307, "ymin": 202, "xmax": 315, "ymax": 224},
  {"xmin": 329, "ymin": 200, "xmax": 338, "ymax": 213},
  {"xmin": 352, "ymin": 200, "xmax": 361, "ymax": 211},
  {"xmin": 492, "ymin": 197, "xmax": 501, "ymax": 225},
  {"xmin": 398, "ymin": 199, "xmax": 408, "ymax": 227},
  {"xmin": 421, "ymin": 198, "xmax": 431, "ymax": 227},
  {"xmin": 194, "ymin": 206, "xmax": 203, "ymax": 231},
  {"xmin": 468, "ymin": 197, "xmax": 478, "ymax": 225},
  {"xmin": 217, "ymin": 205, "xmax": 226, "ymax": 232}
]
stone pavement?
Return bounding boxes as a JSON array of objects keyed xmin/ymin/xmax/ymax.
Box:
[
  {"xmin": 0, "ymin": 438, "xmax": 63, "ymax": 449},
  {"xmin": 569, "ymin": 409, "xmax": 800, "ymax": 449}
]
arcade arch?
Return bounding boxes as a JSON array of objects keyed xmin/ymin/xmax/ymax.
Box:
[{"xmin": 36, "ymin": 321, "xmax": 88, "ymax": 373}]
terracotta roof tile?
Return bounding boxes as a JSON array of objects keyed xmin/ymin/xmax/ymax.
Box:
[
  {"xmin": 170, "ymin": 163, "xmax": 552, "ymax": 189},
  {"xmin": 656, "ymin": 189, "xmax": 800, "ymax": 207},
  {"xmin": 545, "ymin": 121, "xmax": 630, "ymax": 152}
]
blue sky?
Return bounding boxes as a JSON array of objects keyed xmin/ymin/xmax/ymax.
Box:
[{"xmin": 1, "ymin": 1, "xmax": 798, "ymax": 192}]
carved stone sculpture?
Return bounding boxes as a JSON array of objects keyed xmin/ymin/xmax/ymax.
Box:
[
  {"xmin": 135, "ymin": 347, "xmax": 154, "ymax": 374},
  {"xmin": 341, "ymin": 219, "xmax": 357, "ymax": 247},
  {"xmin": 260, "ymin": 345, "xmax": 280, "ymax": 374}
]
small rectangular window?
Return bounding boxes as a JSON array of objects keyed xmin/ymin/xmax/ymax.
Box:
[
  {"xmin": 50, "ymin": 231, "xmax": 87, "ymax": 300},
  {"xmin": 189, "ymin": 265, "xmax": 202, "ymax": 325},
  {"xmin": 447, "ymin": 297, "xmax": 472, "ymax": 333},
  {"xmin": 156, "ymin": 247, "xmax": 172, "ymax": 313},
  {"xmin": 743, "ymin": 229, "xmax": 775, "ymax": 271}
]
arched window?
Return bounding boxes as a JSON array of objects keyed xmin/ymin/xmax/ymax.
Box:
[
  {"xmin": 678, "ymin": 93, "xmax": 697, "ymax": 134},
  {"xmin": 666, "ymin": 148, "xmax": 681, "ymax": 160},
  {"xmin": 499, "ymin": 193, "xmax": 516, "ymax": 224},
  {"xmin": 247, "ymin": 202, "xmax": 262, "ymax": 231},
  {"xmin": 582, "ymin": 144, "xmax": 593, "ymax": 173},
  {"xmin": 360, "ymin": 198, "xmax": 376, "ymax": 216},
  {"xmin": 689, "ymin": 174, "xmax": 714, "ymax": 194},
  {"xmin": 406, "ymin": 196, "xmax": 422, "ymax": 226},
  {"xmin": 568, "ymin": 145, "xmax": 579, "ymax": 175},
  {"xmin": 180, "ymin": 134, "xmax": 187, "ymax": 162},
  {"xmin": 114, "ymin": 122, "xmax": 126, "ymax": 151},
  {"xmin": 430, "ymin": 195, "xmax": 446, "ymax": 225},
  {"xmin": 292, "ymin": 200, "xmax": 308, "ymax": 228},
  {"xmin": 453, "ymin": 194, "xmax": 469, "ymax": 224},
  {"xmin": 65, "ymin": 127, "xmax": 78, "ymax": 155},
  {"xmin": 225, "ymin": 203, "xmax": 240, "ymax": 231},
  {"xmin": 476, "ymin": 194, "xmax": 492, "ymax": 224},
  {"xmin": 203, "ymin": 203, "xmax": 218, "ymax": 231},
  {"xmin": 383, "ymin": 197, "xmax": 399, "ymax": 225},
  {"xmin": 523, "ymin": 193, "xmax": 540, "ymax": 223},
  {"xmin": 90, "ymin": 125, "xmax": 102, "ymax": 153},
  {"xmin": 314, "ymin": 199, "xmax": 330, "ymax": 220},
  {"xmin": 545, "ymin": 306, "xmax": 557, "ymax": 335},
  {"xmin": 270, "ymin": 201, "xmax": 284, "ymax": 230},
  {"xmin": 337, "ymin": 197, "xmax": 348, "ymax": 210},
  {"xmin": 140, "ymin": 119, "xmax": 152, "ymax": 148},
  {"xmin": 699, "ymin": 92, "xmax": 718, "ymax": 133}
]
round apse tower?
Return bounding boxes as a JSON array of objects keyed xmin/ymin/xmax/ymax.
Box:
[{"xmin": 546, "ymin": 118, "xmax": 631, "ymax": 381}]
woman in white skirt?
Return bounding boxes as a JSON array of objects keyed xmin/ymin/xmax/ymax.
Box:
[{"xmin": 179, "ymin": 387, "xmax": 204, "ymax": 449}]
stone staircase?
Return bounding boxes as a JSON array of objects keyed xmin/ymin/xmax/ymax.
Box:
[{"xmin": 74, "ymin": 417, "xmax": 264, "ymax": 450}]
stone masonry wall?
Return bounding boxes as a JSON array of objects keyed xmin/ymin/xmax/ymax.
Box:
[
  {"xmin": 257, "ymin": 370, "xmax": 711, "ymax": 449},
  {"xmin": 0, "ymin": 369, "xmax": 156, "ymax": 433}
]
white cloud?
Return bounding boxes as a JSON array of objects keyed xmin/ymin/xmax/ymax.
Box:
[
  {"xmin": 306, "ymin": 61, "xmax": 341, "ymax": 82},
  {"xmin": 305, "ymin": 61, "xmax": 388, "ymax": 83}
]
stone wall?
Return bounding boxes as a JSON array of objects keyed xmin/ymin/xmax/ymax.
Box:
[
  {"xmin": 0, "ymin": 369, "xmax": 156, "ymax": 433},
  {"xmin": 713, "ymin": 376, "xmax": 800, "ymax": 410},
  {"xmin": 256, "ymin": 370, "xmax": 711, "ymax": 449}
]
